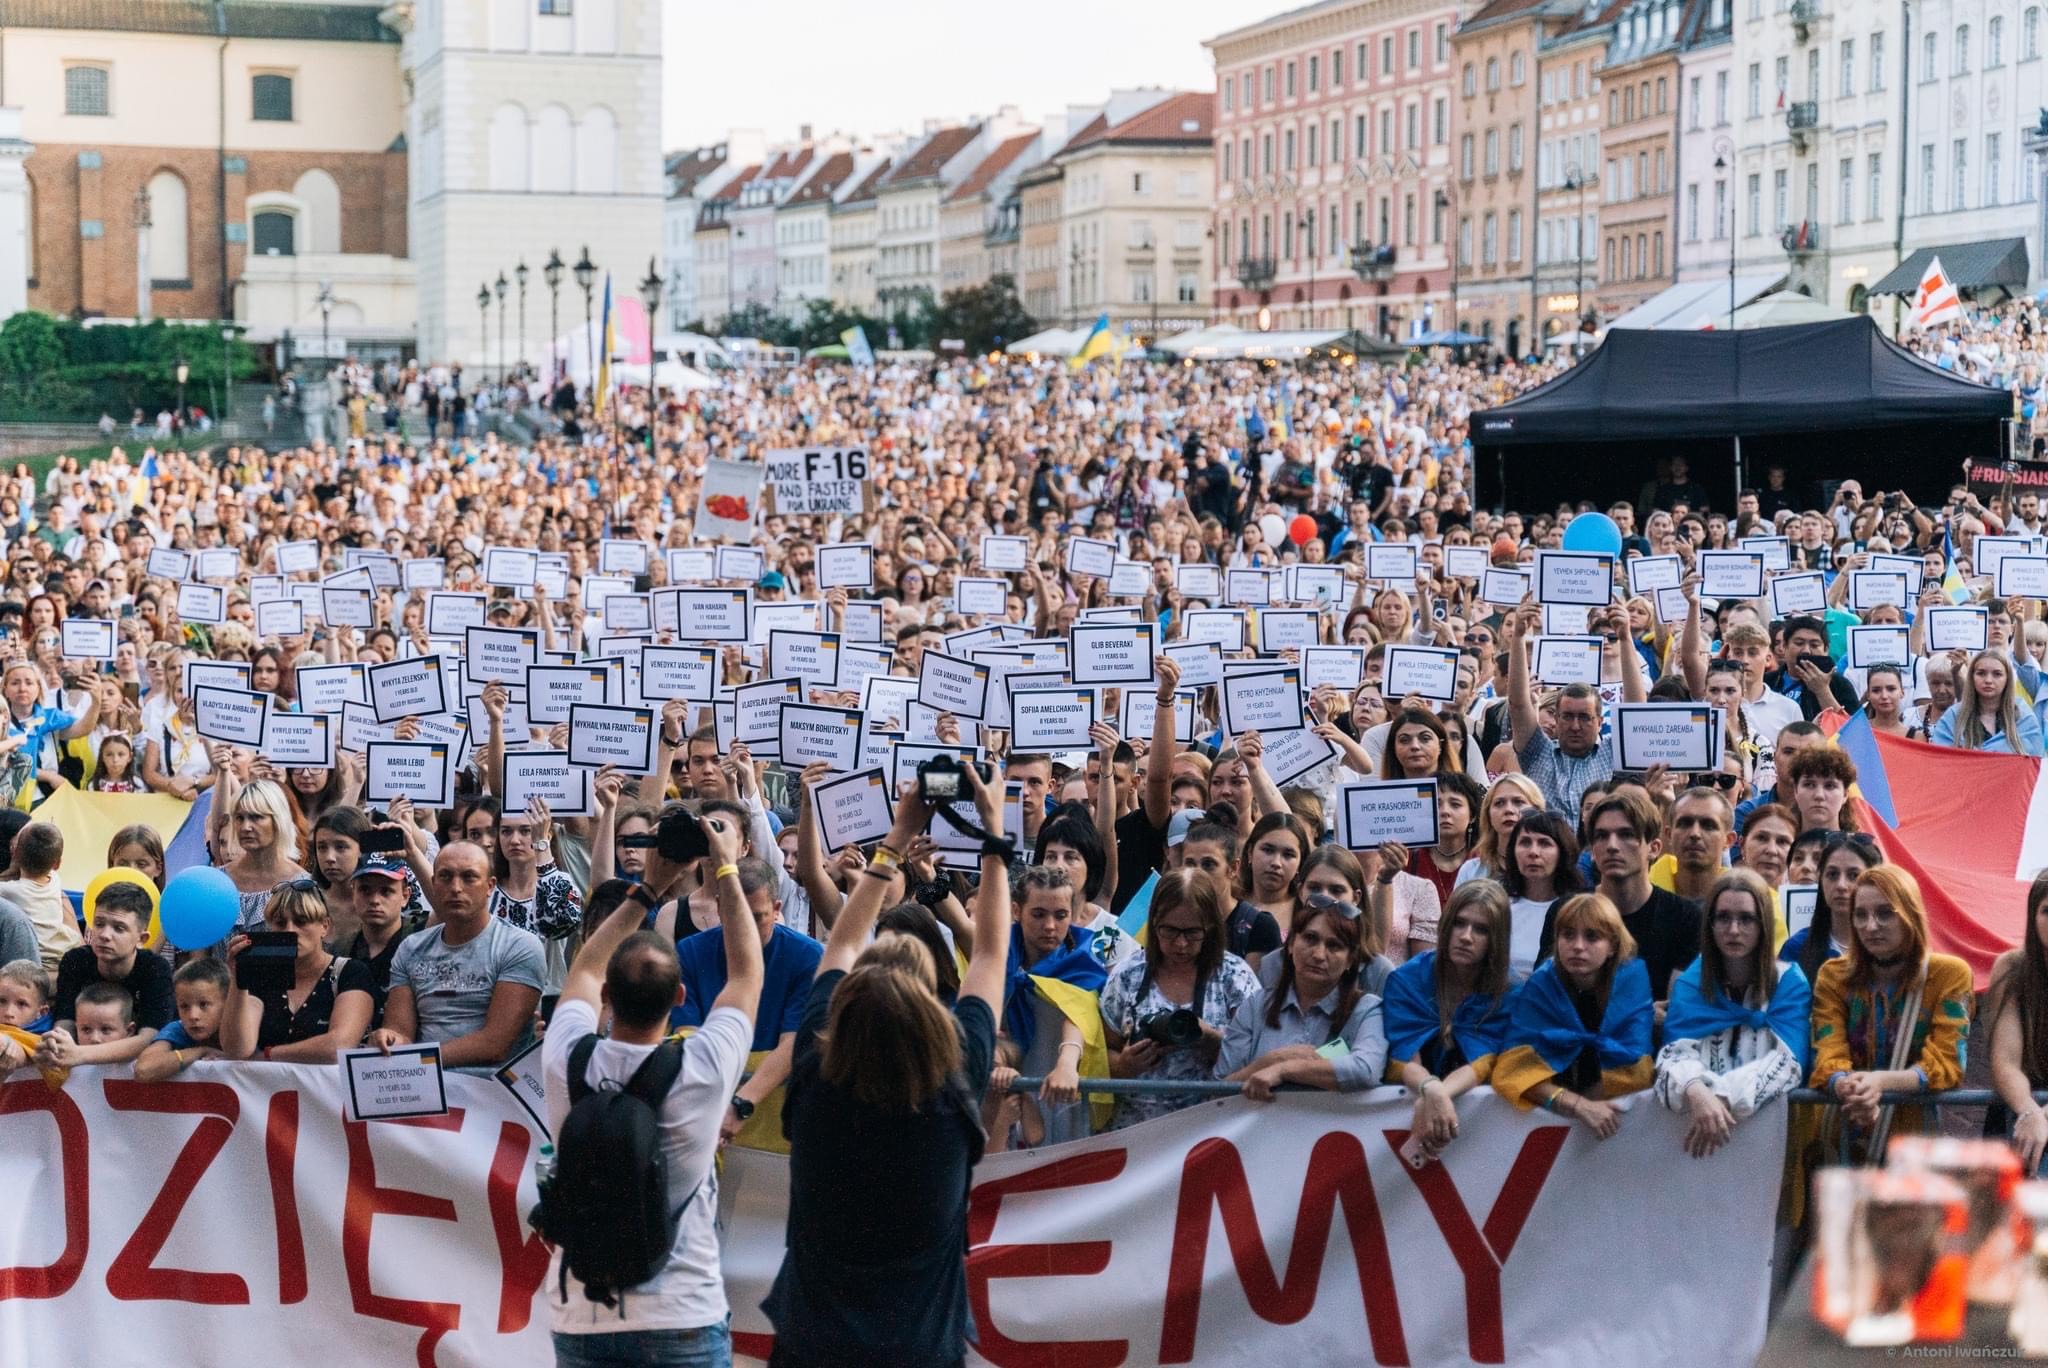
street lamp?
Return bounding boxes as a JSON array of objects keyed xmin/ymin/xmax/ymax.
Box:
[
  {"xmin": 494, "ymin": 271, "xmax": 508, "ymax": 383},
  {"xmin": 1435, "ymin": 186, "xmax": 1458, "ymax": 344},
  {"xmin": 1298, "ymin": 210, "xmax": 1317, "ymax": 329},
  {"xmin": 544, "ymin": 248, "xmax": 564, "ymax": 386},
  {"xmin": 1562, "ymin": 165, "xmax": 1589, "ymax": 356},
  {"xmin": 315, "ymin": 279, "xmax": 333, "ymax": 369},
  {"xmin": 638, "ymin": 256, "xmax": 664, "ymax": 417},
  {"xmin": 574, "ymin": 246, "xmax": 597, "ymax": 392},
  {"xmin": 477, "ymin": 283, "xmax": 491, "ymax": 378},
  {"xmin": 515, "ymin": 259, "xmax": 529, "ymax": 381},
  {"xmin": 1714, "ymin": 136, "xmax": 1736, "ymax": 330},
  {"xmin": 175, "ymin": 356, "xmax": 188, "ymax": 432}
]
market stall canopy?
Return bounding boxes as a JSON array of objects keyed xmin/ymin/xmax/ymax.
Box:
[
  {"xmin": 1156, "ymin": 323, "xmax": 1244, "ymax": 355},
  {"xmin": 1602, "ymin": 274, "xmax": 1785, "ymax": 332},
  {"xmin": 1729, "ymin": 289, "xmax": 1853, "ymax": 329},
  {"xmin": 1007, "ymin": 327, "xmax": 1082, "ymax": 356},
  {"xmin": 1870, "ymin": 238, "xmax": 2030, "ymax": 299},
  {"xmin": 1408, "ymin": 329, "xmax": 1488, "ymax": 346},
  {"xmin": 1471, "ymin": 316, "xmax": 2010, "ymax": 511}
]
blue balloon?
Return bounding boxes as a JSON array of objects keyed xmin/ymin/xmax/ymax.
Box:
[
  {"xmin": 1561, "ymin": 511, "xmax": 1624, "ymax": 557},
  {"xmin": 159, "ymin": 866, "xmax": 241, "ymax": 949}
]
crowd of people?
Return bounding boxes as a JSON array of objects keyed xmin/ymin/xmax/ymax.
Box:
[{"xmin": 2, "ymin": 300, "xmax": 2046, "ymax": 1365}]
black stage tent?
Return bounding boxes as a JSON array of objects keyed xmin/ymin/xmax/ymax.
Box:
[{"xmin": 1470, "ymin": 317, "xmax": 2012, "ymax": 514}]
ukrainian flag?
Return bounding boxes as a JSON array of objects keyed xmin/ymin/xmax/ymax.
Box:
[
  {"xmin": 1941, "ymin": 528, "xmax": 1970, "ymax": 604},
  {"xmin": 594, "ymin": 273, "xmax": 616, "ymax": 420},
  {"xmin": 1069, "ymin": 312, "xmax": 1115, "ymax": 370},
  {"xmin": 1275, "ymin": 401, "xmax": 1294, "ymax": 444}
]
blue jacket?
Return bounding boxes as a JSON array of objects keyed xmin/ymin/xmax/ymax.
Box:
[{"xmin": 1930, "ymin": 701, "xmax": 2045, "ymax": 756}]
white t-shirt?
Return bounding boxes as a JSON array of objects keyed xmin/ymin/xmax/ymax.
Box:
[
  {"xmin": 1508, "ymin": 896, "xmax": 1553, "ymax": 985},
  {"xmin": 542, "ymin": 998, "xmax": 751, "ymax": 1334}
]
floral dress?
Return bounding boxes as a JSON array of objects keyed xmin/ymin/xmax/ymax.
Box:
[{"xmin": 1098, "ymin": 951, "xmax": 1260, "ymax": 1130}]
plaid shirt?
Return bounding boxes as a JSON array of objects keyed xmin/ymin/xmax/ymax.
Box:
[{"xmin": 1516, "ymin": 730, "xmax": 1616, "ymax": 817}]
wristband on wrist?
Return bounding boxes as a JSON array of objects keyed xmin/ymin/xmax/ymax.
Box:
[{"xmin": 714, "ymin": 863, "xmax": 740, "ymax": 883}]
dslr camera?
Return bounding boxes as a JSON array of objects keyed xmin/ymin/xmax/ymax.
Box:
[
  {"xmin": 618, "ymin": 808, "xmax": 712, "ymax": 863},
  {"xmin": 916, "ymin": 753, "xmax": 992, "ymax": 804},
  {"xmin": 1137, "ymin": 1007, "xmax": 1204, "ymax": 1049}
]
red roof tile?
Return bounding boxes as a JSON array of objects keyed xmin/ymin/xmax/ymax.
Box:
[
  {"xmin": 946, "ymin": 132, "xmax": 1039, "ymax": 202},
  {"xmin": 837, "ymin": 159, "xmax": 893, "ymax": 207},
  {"xmin": 785, "ymin": 151, "xmax": 856, "ymax": 207},
  {"xmin": 886, "ymin": 125, "xmax": 980, "ymax": 185},
  {"xmin": 666, "ymin": 145, "xmax": 728, "ymax": 198},
  {"xmin": 1462, "ymin": 0, "xmax": 1550, "ymax": 28},
  {"xmin": 1057, "ymin": 112, "xmax": 1109, "ymax": 156},
  {"xmin": 761, "ymin": 146, "xmax": 813, "ymax": 181},
  {"xmin": 707, "ymin": 164, "xmax": 760, "ymax": 204},
  {"xmin": 1062, "ymin": 93, "xmax": 1214, "ymax": 153}
]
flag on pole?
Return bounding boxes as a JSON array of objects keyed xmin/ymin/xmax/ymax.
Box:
[
  {"xmin": 841, "ymin": 325, "xmax": 876, "ymax": 368},
  {"xmin": 1913, "ymin": 255, "xmax": 1964, "ymax": 331},
  {"xmin": 594, "ymin": 273, "xmax": 616, "ymax": 419},
  {"xmin": 1069, "ymin": 312, "xmax": 1114, "ymax": 369}
]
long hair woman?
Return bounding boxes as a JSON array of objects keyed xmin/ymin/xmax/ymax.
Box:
[
  {"xmin": 1099, "ymin": 869, "xmax": 1258, "ymax": 1129},
  {"xmin": 1656, "ymin": 870, "xmax": 1812, "ymax": 1159},
  {"xmin": 764, "ymin": 770, "xmax": 1012, "ymax": 1368},
  {"xmin": 1492, "ymin": 893, "xmax": 1656, "ymax": 1138},
  {"xmin": 1235, "ymin": 811, "xmax": 1310, "ymax": 941},
  {"xmin": 1380, "ymin": 707, "xmax": 1460, "ymax": 780},
  {"xmin": 1499, "ymin": 809, "xmax": 1582, "ymax": 983},
  {"xmin": 1782, "ymin": 831, "xmax": 1880, "ymax": 982},
  {"xmin": 1382, "ymin": 881, "xmax": 1517, "ymax": 1160},
  {"xmin": 1455, "ymin": 773, "xmax": 1544, "ymax": 886},
  {"xmin": 1991, "ymin": 872, "xmax": 2048, "ymax": 1173},
  {"xmin": 1809, "ymin": 865, "xmax": 1974, "ymax": 1160},
  {"xmin": 1932, "ymin": 647, "xmax": 2044, "ymax": 754},
  {"xmin": 1216, "ymin": 896, "xmax": 1389, "ymax": 1100},
  {"xmin": 1862, "ymin": 663, "xmax": 1925, "ymax": 741}
]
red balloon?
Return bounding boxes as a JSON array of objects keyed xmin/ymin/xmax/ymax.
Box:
[{"xmin": 1288, "ymin": 514, "xmax": 1317, "ymax": 546}]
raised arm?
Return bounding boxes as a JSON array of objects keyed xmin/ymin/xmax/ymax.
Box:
[
  {"xmin": 1089, "ymin": 721, "xmax": 1121, "ymax": 901},
  {"xmin": 819, "ymin": 784, "xmax": 927, "ymax": 977},
  {"xmin": 793, "ymin": 761, "xmax": 846, "ymax": 928},
  {"xmin": 1144, "ymin": 654, "xmax": 1180, "ymax": 829},
  {"xmin": 957, "ymin": 762, "xmax": 1012, "ymax": 1021},
  {"xmin": 1504, "ymin": 601, "xmax": 1541, "ymax": 757},
  {"xmin": 1678, "ymin": 574, "xmax": 1709, "ymax": 699},
  {"xmin": 701, "ymin": 811, "xmax": 765, "ymax": 1018}
]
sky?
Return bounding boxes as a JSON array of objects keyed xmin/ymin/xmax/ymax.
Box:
[{"xmin": 662, "ymin": 0, "xmax": 1277, "ymax": 151}]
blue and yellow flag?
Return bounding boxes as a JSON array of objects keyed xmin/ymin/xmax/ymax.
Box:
[
  {"xmin": 1941, "ymin": 527, "xmax": 1970, "ymax": 603},
  {"xmin": 1069, "ymin": 312, "xmax": 1114, "ymax": 370},
  {"xmin": 594, "ymin": 273, "xmax": 616, "ymax": 419}
]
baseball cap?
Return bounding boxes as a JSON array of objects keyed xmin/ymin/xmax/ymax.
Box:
[
  {"xmin": 1166, "ymin": 808, "xmax": 1207, "ymax": 847},
  {"xmin": 351, "ymin": 852, "xmax": 406, "ymax": 882},
  {"xmin": 757, "ymin": 571, "xmax": 787, "ymax": 591}
]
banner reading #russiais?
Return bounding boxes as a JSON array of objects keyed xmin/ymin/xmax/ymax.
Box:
[{"xmin": 1, "ymin": 1073, "xmax": 1783, "ymax": 1368}]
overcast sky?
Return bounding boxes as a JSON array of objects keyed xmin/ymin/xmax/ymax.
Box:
[{"xmin": 661, "ymin": 0, "xmax": 1271, "ymax": 150}]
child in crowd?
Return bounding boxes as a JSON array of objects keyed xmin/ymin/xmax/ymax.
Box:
[
  {"xmin": 135, "ymin": 958, "xmax": 229, "ymax": 1082},
  {"xmin": 0, "ymin": 957, "xmax": 51, "ymax": 1073},
  {"xmin": 71, "ymin": 981, "xmax": 136, "ymax": 1048},
  {"xmin": 89, "ymin": 734, "xmax": 145, "ymax": 793},
  {"xmin": 42, "ymin": 882, "xmax": 172, "ymax": 1068},
  {"xmin": 0, "ymin": 821, "xmax": 72, "ymax": 974}
]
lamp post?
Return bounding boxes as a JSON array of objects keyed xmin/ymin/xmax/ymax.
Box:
[
  {"xmin": 494, "ymin": 272, "xmax": 508, "ymax": 383},
  {"xmin": 544, "ymin": 248, "xmax": 564, "ymax": 387},
  {"xmin": 574, "ymin": 246, "xmax": 597, "ymax": 394},
  {"xmin": 515, "ymin": 259, "xmax": 529, "ymax": 382},
  {"xmin": 1298, "ymin": 210, "xmax": 1318, "ymax": 329},
  {"xmin": 1562, "ymin": 165, "xmax": 1588, "ymax": 356},
  {"xmin": 1435, "ymin": 186, "xmax": 1458, "ymax": 342},
  {"xmin": 639, "ymin": 257, "xmax": 664, "ymax": 427},
  {"xmin": 1714, "ymin": 135, "xmax": 1736, "ymax": 330},
  {"xmin": 476, "ymin": 283, "xmax": 490, "ymax": 379},
  {"xmin": 174, "ymin": 356, "xmax": 188, "ymax": 433},
  {"xmin": 315, "ymin": 279, "xmax": 333, "ymax": 369}
]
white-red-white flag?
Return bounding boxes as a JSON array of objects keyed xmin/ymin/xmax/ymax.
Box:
[{"xmin": 1914, "ymin": 254, "xmax": 1964, "ymax": 330}]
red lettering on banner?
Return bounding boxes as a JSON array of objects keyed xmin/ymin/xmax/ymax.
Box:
[
  {"xmin": 1159, "ymin": 1132, "xmax": 1409, "ymax": 1366},
  {"xmin": 0, "ymin": 1079, "xmax": 89, "ymax": 1299},
  {"xmin": 1383, "ymin": 1125, "xmax": 1569, "ymax": 1364},
  {"xmin": 342, "ymin": 1110, "xmax": 466, "ymax": 1368},
  {"xmin": 266, "ymin": 1090, "xmax": 307, "ymax": 1305},
  {"xmin": 487, "ymin": 1120, "xmax": 551, "ymax": 1334},
  {"xmin": 103, "ymin": 1080, "xmax": 249, "ymax": 1305},
  {"xmin": 964, "ymin": 1148, "xmax": 1130, "ymax": 1367}
]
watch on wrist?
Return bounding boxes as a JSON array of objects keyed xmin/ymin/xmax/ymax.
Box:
[{"xmin": 729, "ymin": 1094, "xmax": 756, "ymax": 1122}]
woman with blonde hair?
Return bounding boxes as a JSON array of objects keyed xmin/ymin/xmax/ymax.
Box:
[
  {"xmin": 1455, "ymin": 773, "xmax": 1545, "ymax": 887},
  {"xmin": 1810, "ymin": 864, "xmax": 1973, "ymax": 1158},
  {"xmin": 1657, "ymin": 869, "xmax": 1812, "ymax": 1159},
  {"xmin": 1931, "ymin": 647, "xmax": 2043, "ymax": 755},
  {"xmin": 765, "ymin": 768, "xmax": 1012, "ymax": 1367},
  {"xmin": 1383, "ymin": 881, "xmax": 1518, "ymax": 1160},
  {"xmin": 222, "ymin": 881, "xmax": 375, "ymax": 1061},
  {"xmin": 1492, "ymin": 892, "xmax": 1655, "ymax": 1137},
  {"xmin": 212, "ymin": 776, "xmax": 312, "ymax": 934}
]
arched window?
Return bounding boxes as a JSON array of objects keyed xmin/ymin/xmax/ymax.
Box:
[
  {"xmin": 252, "ymin": 209, "xmax": 296, "ymax": 256},
  {"xmin": 293, "ymin": 169, "xmax": 341, "ymax": 253},
  {"xmin": 574, "ymin": 106, "xmax": 616, "ymax": 193},
  {"xmin": 1847, "ymin": 283, "xmax": 1869, "ymax": 313},
  {"xmin": 489, "ymin": 103, "xmax": 529, "ymax": 191},
  {"xmin": 146, "ymin": 170, "xmax": 189, "ymax": 281},
  {"xmin": 2029, "ymin": 8, "xmax": 2042, "ymax": 59},
  {"xmin": 531, "ymin": 104, "xmax": 574, "ymax": 192}
]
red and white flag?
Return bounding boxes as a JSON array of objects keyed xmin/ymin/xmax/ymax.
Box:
[{"xmin": 1914, "ymin": 254, "xmax": 1964, "ymax": 330}]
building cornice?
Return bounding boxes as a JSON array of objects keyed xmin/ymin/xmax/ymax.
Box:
[{"xmin": 1207, "ymin": 0, "xmax": 1460, "ymax": 63}]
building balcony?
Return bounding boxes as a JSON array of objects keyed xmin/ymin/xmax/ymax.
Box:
[
  {"xmin": 1780, "ymin": 220, "xmax": 1822, "ymax": 256},
  {"xmin": 1350, "ymin": 242, "xmax": 1397, "ymax": 281},
  {"xmin": 1236, "ymin": 256, "xmax": 1277, "ymax": 291},
  {"xmin": 1785, "ymin": 100, "xmax": 1819, "ymax": 151},
  {"xmin": 1790, "ymin": 0, "xmax": 1820, "ymax": 41}
]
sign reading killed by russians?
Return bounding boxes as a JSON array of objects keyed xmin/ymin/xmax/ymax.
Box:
[{"xmin": 765, "ymin": 446, "xmax": 870, "ymax": 515}]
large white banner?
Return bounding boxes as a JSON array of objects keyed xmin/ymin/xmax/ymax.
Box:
[{"xmin": 0, "ymin": 1071, "xmax": 1784, "ymax": 1368}]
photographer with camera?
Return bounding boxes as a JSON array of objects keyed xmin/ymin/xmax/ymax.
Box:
[
  {"xmin": 763, "ymin": 761, "xmax": 1011, "ymax": 1368},
  {"xmin": 1098, "ymin": 867, "xmax": 1258, "ymax": 1130},
  {"xmin": 538, "ymin": 806, "xmax": 760, "ymax": 1365}
]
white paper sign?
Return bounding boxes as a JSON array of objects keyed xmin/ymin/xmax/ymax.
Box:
[
  {"xmin": 1222, "ymin": 666, "xmax": 1306, "ymax": 736},
  {"xmin": 980, "ymin": 536, "xmax": 1030, "ymax": 572},
  {"xmin": 566, "ymin": 703, "xmax": 661, "ymax": 776},
  {"xmin": 364, "ymin": 740, "xmax": 457, "ymax": 807},
  {"xmin": 677, "ymin": 589, "xmax": 751, "ymax": 642},
  {"xmin": 1925, "ymin": 605, "xmax": 1989, "ymax": 652},
  {"xmin": 526, "ymin": 665, "xmax": 612, "ymax": 725},
  {"xmin": 1367, "ymin": 543, "xmax": 1418, "ymax": 583},
  {"xmin": 1698, "ymin": 552, "xmax": 1765, "ymax": 601},
  {"xmin": 1626, "ymin": 555, "xmax": 1683, "ymax": 595},
  {"xmin": 276, "ymin": 540, "xmax": 321, "ymax": 575},
  {"xmin": 1531, "ymin": 635, "xmax": 1604, "ymax": 686},
  {"xmin": 816, "ymin": 543, "xmax": 876, "ymax": 590},
  {"xmin": 955, "ymin": 577, "xmax": 1008, "ymax": 617},
  {"xmin": 254, "ymin": 599, "xmax": 305, "ymax": 640},
  {"xmin": 1182, "ymin": 610, "xmax": 1247, "ymax": 651},
  {"xmin": 262, "ymin": 712, "xmax": 335, "ymax": 768},
  {"xmin": 1337, "ymin": 778, "xmax": 1440, "ymax": 848},
  {"xmin": 340, "ymin": 1043, "xmax": 448, "ymax": 1122},
  {"xmin": 1069, "ymin": 624, "xmax": 1156, "ymax": 687},
  {"xmin": 1443, "ymin": 546, "xmax": 1489, "ymax": 581},
  {"xmin": 295, "ymin": 662, "xmax": 367, "ymax": 714},
  {"xmin": 178, "ymin": 583, "xmax": 227, "ymax": 624},
  {"xmin": 503, "ymin": 749, "xmax": 592, "ymax": 818},
  {"xmin": 367, "ymin": 656, "xmax": 451, "ymax": 723},
  {"xmin": 917, "ymin": 651, "xmax": 993, "ymax": 720},
  {"xmin": 192, "ymin": 685, "xmax": 270, "ymax": 748},
  {"xmin": 778, "ymin": 703, "xmax": 864, "ymax": 771},
  {"xmin": 1008, "ymin": 686, "xmax": 1097, "ymax": 750},
  {"xmin": 1848, "ymin": 625, "xmax": 1912, "ymax": 670},
  {"xmin": 1534, "ymin": 551, "xmax": 1613, "ymax": 607},
  {"xmin": 1163, "ymin": 641, "xmax": 1225, "ymax": 688},
  {"xmin": 1064, "ymin": 537, "xmax": 1117, "ymax": 579},
  {"xmin": 810, "ymin": 768, "xmax": 896, "ymax": 853},
  {"xmin": 1176, "ymin": 563, "xmax": 1223, "ymax": 600},
  {"xmin": 1848, "ymin": 571, "xmax": 1909, "ymax": 612},
  {"xmin": 1481, "ymin": 568, "xmax": 1532, "ymax": 607},
  {"xmin": 1768, "ymin": 573, "xmax": 1828, "ymax": 616},
  {"xmin": 1614, "ymin": 703, "xmax": 1716, "ymax": 771},
  {"xmin": 1256, "ymin": 609, "xmax": 1321, "ymax": 653},
  {"xmin": 1998, "ymin": 556, "xmax": 2048, "ymax": 598},
  {"xmin": 1383, "ymin": 645, "xmax": 1459, "ymax": 704},
  {"xmin": 60, "ymin": 619, "xmax": 115, "ymax": 661},
  {"xmin": 639, "ymin": 646, "xmax": 719, "ymax": 703}
]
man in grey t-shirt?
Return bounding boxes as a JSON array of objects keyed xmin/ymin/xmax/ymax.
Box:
[{"xmin": 368, "ymin": 841, "xmax": 543, "ymax": 1068}]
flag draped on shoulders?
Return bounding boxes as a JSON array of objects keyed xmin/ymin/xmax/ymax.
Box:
[
  {"xmin": 1380, "ymin": 951, "xmax": 1515, "ymax": 1073},
  {"xmin": 1663, "ymin": 959, "xmax": 1813, "ymax": 1072}
]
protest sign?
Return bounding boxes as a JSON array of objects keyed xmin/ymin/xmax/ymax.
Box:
[
  {"xmin": 697, "ymin": 458, "xmax": 768, "ymax": 540},
  {"xmin": 764, "ymin": 446, "xmax": 869, "ymax": 515}
]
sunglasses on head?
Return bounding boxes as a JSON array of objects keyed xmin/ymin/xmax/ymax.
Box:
[
  {"xmin": 1304, "ymin": 891, "xmax": 1363, "ymax": 922},
  {"xmin": 272, "ymin": 876, "xmax": 320, "ymax": 894},
  {"xmin": 1820, "ymin": 831, "xmax": 1878, "ymax": 854}
]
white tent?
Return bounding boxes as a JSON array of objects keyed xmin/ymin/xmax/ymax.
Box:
[
  {"xmin": 1007, "ymin": 327, "xmax": 1081, "ymax": 357},
  {"xmin": 1157, "ymin": 323, "xmax": 1244, "ymax": 356},
  {"xmin": 608, "ymin": 359, "xmax": 721, "ymax": 391},
  {"xmin": 1729, "ymin": 289, "xmax": 1853, "ymax": 329}
]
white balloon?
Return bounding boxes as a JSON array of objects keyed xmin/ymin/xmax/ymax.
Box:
[{"xmin": 1259, "ymin": 513, "xmax": 1287, "ymax": 545}]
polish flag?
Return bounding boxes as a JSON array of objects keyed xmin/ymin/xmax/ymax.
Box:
[{"xmin": 1913, "ymin": 254, "xmax": 1964, "ymax": 331}]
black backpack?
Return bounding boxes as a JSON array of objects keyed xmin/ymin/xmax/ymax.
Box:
[{"xmin": 530, "ymin": 1035, "xmax": 696, "ymax": 1310}]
